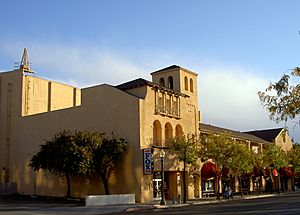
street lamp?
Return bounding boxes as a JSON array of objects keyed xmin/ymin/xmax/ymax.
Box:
[{"xmin": 160, "ymin": 149, "xmax": 166, "ymax": 205}]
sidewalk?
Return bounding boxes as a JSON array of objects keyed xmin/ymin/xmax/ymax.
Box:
[{"xmin": 131, "ymin": 190, "xmax": 300, "ymax": 211}]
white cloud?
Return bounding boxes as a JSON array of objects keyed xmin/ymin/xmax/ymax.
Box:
[
  {"xmin": 0, "ymin": 42, "xmax": 149, "ymax": 87},
  {"xmin": 198, "ymin": 66, "xmax": 300, "ymax": 142}
]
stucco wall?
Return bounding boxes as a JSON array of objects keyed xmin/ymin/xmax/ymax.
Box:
[
  {"xmin": 0, "ymin": 71, "xmax": 145, "ymax": 200},
  {"xmin": 275, "ymin": 130, "xmax": 293, "ymax": 152},
  {"xmin": 22, "ymin": 75, "xmax": 81, "ymax": 116}
]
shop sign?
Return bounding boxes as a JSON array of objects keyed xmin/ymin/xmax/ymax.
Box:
[{"xmin": 143, "ymin": 148, "xmax": 152, "ymax": 175}]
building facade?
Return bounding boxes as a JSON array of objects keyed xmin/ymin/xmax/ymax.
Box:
[
  {"xmin": 0, "ymin": 51, "xmax": 200, "ymax": 202},
  {"xmin": 245, "ymin": 128, "xmax": 293, "ymax": 152},
  {"xmin": 0, "ymin": 50, "xmax": 294, "ymax": 203}
]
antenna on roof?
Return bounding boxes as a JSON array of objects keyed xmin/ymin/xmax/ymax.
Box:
[{"xmin": 15, "ymin": 48, "xmax": 35, "ymax": 74}]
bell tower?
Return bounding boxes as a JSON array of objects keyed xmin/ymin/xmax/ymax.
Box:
[
  {"xmin": 151, "ymin": 65, "xmax": 198, "ymax": 101},
  {"xmin": 151, "ymin": 65, "xmax": 200, "ymax": 134}
]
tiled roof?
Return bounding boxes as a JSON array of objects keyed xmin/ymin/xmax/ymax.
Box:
[
  {"xmin": 200, "ymin": 123, "xmax": 271, "ymax": 145},
  {"xmin": 244, "ymin": 128, "xmax": 284, "ymax": 142},
  {"xmin": 150, "ymin": 65, "xmax": 198, "ymax": 76},
  {"xmin": 115, "ymin": 78, "xmax": 151, "ymax": 91},
  {"xmin": 150, "ymin": 65, "xmax": 180, "ymax": 75},
  {"xmin": 115, "ymin": 78, "xmax": 189, "ymax": 97}
]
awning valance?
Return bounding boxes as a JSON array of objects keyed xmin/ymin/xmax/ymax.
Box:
[{"xmin": 201, "ymin": 161, "xmax": 217, "ymax": 179}]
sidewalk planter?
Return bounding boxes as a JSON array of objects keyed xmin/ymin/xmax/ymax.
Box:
[{"xmin": 85, "ymin": 194, "xmax": 135, "ymax": 206}]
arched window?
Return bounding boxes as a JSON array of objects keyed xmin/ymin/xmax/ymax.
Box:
[
  {"xmin": 159, "ymin": 78, "xmax": 165, "ymax": 87},
  {"xmin": 184, "ymin": 76, "xmax": 188, "ymax": 90},
  {"xmin": 175, "ymin": 124, "xmax": 183, "ymax": 138},
  {"xmin": 165, "ymin": 122, "xmax": 173, "ymax": 146},
  {"xmin": 153, "ymin": 120, "xmax": 162, "ymax": 146},
  {"xmin": 190, "ymin": 78, "xmax": 194, "ymax": 92},
  {"xmin": 168, "ymin": 76, "xmax": 174, "ymax": 90}
]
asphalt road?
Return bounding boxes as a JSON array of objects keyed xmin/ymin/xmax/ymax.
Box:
[
  {"xmin": 1, "ymin": 192, "xmax": 300, "ymax": 215},
  {"xmin": 121, "ymin": 192, "xmax": 300, "ymax": 215}
]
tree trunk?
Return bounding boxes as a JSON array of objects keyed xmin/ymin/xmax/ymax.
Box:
[
  {"xmin": 100, "ymin": 174, "xmax": 110, "ymax": 195},
  {"xmin": 292, "ymin": 176, "xmax": 295, "ymax": 191},
  {"xmin": 239, "ymin": 176, "xmax": 243, "ymax": 198},
  {"xmin": 216, "ymin": 174, "xmax": 220, "ymax": 200},
  {"xmin": 66, "ymin": 173, "xmax": 71, "ymax": 197},
  {"xmin": 183, "ymin": 159, "xmax": 187, "ymax": 203}
]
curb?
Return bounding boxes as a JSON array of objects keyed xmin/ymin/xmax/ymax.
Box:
[{"xmin": 122, "ymin": 191, "xmax": 300, "ymax": 212}]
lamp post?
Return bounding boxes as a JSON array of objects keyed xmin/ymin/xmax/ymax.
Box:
[{"xmin": 160, "ymin": 149, "xmax": 166, "ymax": 205}]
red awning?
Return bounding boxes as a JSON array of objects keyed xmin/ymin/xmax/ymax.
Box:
[
  {"xmin": 280, "ymin": 167, "xmax": 294, "ymax": 177},
  {"xmin": 201, "ymin": 161, "xmax": 217, "ymax": 179}
]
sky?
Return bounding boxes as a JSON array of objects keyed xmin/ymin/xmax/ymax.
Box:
[{"xmin": 1, "ymin": 0, "xmax": 300, "ymax": 141}]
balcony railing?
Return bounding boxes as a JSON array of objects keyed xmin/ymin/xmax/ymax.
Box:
[{"xmin": 155, "ymin": 104, "xmax": 180, "ymax": 118}]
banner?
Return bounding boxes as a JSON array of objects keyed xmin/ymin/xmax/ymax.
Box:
[{"xmin": 143, "ymin": 148, "xmax": 152, "ymax": 175}]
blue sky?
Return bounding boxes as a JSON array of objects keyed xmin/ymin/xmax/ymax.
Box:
[{"xmin": 1, "ymin": 0, "xmax": 300, "ymax": 141}]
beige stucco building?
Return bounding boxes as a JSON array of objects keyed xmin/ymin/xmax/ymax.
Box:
[
  {"xmin": 0, "ymin": 50, "xmax": 294, "ymax": 203},
  {"xmin": 0, "ymin": 50, "xmax": 200, "ymax": 202}
]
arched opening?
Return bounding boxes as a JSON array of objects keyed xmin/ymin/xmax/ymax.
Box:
[
  {"xmin": 190, "ymin": 78, "xmax": 194, "ymax": 92},
  {"xmin": 168, "ymin": 76, "xmax": 173, "ymax": 90},
  {"xmin": 153, "ymin": 120, "xmax": 162, "ymax": 146},
  {"xmin": 184, "ymin": 76, "xmax": 188, "ymax": 90},
  {"xmin": 175, "ymin": 124, "xmax": 183, "ymax": 138},
  {"xmin": 201, "ymin": 161, "xmax": 217, "ymax": 195},
  {"xmin": 165, "ymin": 122, "xmax": 173, "ymax": 146},
  {"xmin": 159, "ymin": 78, "xmax": 165, "ymax": 87}
]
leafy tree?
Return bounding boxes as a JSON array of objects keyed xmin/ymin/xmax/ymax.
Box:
[
  {"xmin": 29, "ymin": 131, "xmax": 92, "ymax": 197},
  {"xmin": 263, "ymin": 144, "xmax": 288, "ymax": 171},
  {"xmin": 199, "ymin": 132, "xmax": 234, "ymax": 199},
  {"xmin": 258, "ymin": 67, "xmax": 300, "ymax": 122},
  {"xmin": 287, "ymin": 144, "xmax": 300, "ymax": 173},
  {"xmin": 92, "ymin": 134, "xmax": 128, "ymax": 195},
  {"xmin": 30, "ymin": 130, "xmax": 128, "ymax": 196},
  {"xmin": 263, "ymin": 144, "xmax": 288, "ymax": 193},
  {"xmin": 170, "ymin": 135, "xmax": 200, "ymax": 203},
  {"xmin": 226, "ymin": 143, "xmax": 254, "ymax": 197}
]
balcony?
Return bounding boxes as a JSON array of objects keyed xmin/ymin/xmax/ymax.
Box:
[{"xmin": 155, "ymin": 104, "xmax": 180, "ymax": 119}]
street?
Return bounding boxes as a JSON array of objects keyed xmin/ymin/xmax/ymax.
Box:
[
  {"xmin": 1, "ymin": 192, "xmax": 300, "ymax": 215},
  {"xmin": 120, "ymin": 192, "xmax": 300, "ymax": 215}
]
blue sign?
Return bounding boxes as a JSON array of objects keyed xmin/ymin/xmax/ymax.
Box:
[{"xmin": 143, "ymin": 148, "xmax": 152, "ymax": 175}]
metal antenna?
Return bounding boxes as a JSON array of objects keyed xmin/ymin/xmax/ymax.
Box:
[{"xmin": 19, "ymin": 48, "xmax": 35, "ymax": 74}]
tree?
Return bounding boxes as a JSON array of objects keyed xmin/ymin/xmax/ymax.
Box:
[
  {"xmin": 199, "ymin": 132, "xmax": 234, "ymax": 199},
  {"xmin": 287, "ymin": 144, "xmax": 300, "ymax": 173},
  {"xmin": 29, "ymin": 131, "xmax": 92, "ymax": 197},
  {"xmin": 226, "ymin": 143, "xmax": 254, "ymax": 197},
  {"xmin": 263, "ymin": 144, "xmax": 288, "ymax": 193},
  {"xmin": 30, "ymin": 130, "xmax": 128, "ymax": 196},
  {"xmin": 92, "ymin": 133, "xmax": 128, "ymax": 195},
  {"xmin": 263, "ymin": 144, "xmax": 288, "ymax": 171},
  {"xmin": 258, "ymin": 67, "xmax": 300, "ymax": 122},
  {"xmin": 170, "ymin": 135, "xmax": 200, "ymax": 203}
]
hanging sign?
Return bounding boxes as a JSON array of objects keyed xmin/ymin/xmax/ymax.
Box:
[{"xmin": 143, "ymin": 148, "xmax": 152, "ymax": 175}]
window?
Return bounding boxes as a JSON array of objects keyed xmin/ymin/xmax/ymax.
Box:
[
  {"xmin": 165, "ymin": 123, "xmax": 173, "ymax": 146},
  {"xmin": 172, "ymin": 97, "xmax": 179, "ymax": 116},
  {"xmin": 166, "ymin": 94, "xmax": 171, "ymax": 114},
  {"xmin": 175, "ymin": 124, "xmax": 183, "ymax": 138},
  {"xmin": 190, "ymin": 78, "xmax": 193, "ymax": 92},
  {"xmin": 153, "ymin": 120, "xmax": 162, "ymax": 146},
  {"xmin": 252, "ymin": 146, "xmax": 259, "ymax": 154},
  {"xmin": 184, "ymin": 76, "xmax": 188, "ymax": 90},
  {"xmin": 168, "ymin": 76, "xmax": 173, "ymax": 89},
  {"xmin": 159, "ymin": 78, "xmax": 165, "ymax": 87}
]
